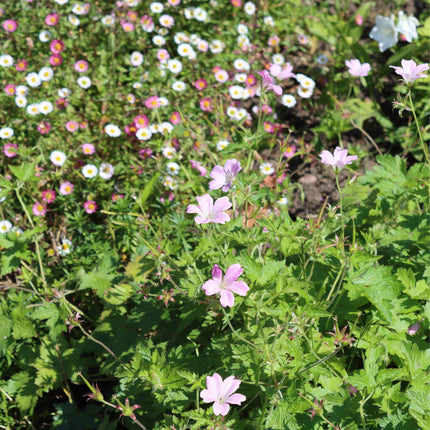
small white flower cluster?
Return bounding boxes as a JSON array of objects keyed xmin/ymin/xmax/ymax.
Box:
[
  {"xmin": 226, "ymin": 106, "xmax": 249, "ymax": 121},
  {"xmin": 82, "ymin": 163, "xmax": 115, "ymax": 180}
]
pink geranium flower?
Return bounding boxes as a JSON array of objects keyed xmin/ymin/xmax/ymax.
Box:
[
  {"xmin": 186, "ymin": 194, "xmax": 232, "ymax": 224},
  {"xmin": 200, "ymin": 373, "xmax": 246, "ymax": 416},
  {"xmin": 320, "ymin": 147, "xmax": 358, "ymax": 171},
  {"xmin": 32, "ymin": 201, "xmax": 47, "ymax": 216},
  {"xmin": 257, "ymin": 70, "xmax": 283, "ymax": 95},
  {"xmin": 269, "ymin": 63, "xmax": 295, "ymax": 80},
  {"xmin": 190, "ymin": 160, "xmax": 207, "ymax": 176},
  {"xmin": 345, "ymin": 59, "xmax": 371, "ymax": 77},
  {"xmin": 202, "ymin": 264, "xmax": 249, "ymax": 308},
  {"xmin": 209, "ymin": 159, "xmax": 241, "ymax": 192},
  {"xmin": 390, "ymin": 59, "xmax": 429, "ymax": 84}
]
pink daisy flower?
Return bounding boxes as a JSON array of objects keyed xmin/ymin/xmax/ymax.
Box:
[
  {"xmin": 32, "ymin": 201, "xmax": 47, "ymax": 216},
  {"xmin": 59, "ymin": 182, "xmax": 74, "ymax": 196},
  {"xmin": 41, "ymin": 190, "xmax": 56, "ymax": 204},
  {"xmin": 15, "ymin": 59, "xmax": 28, "ymax": 72},
  {"xmin": 3, "ymin": 20, "xmax": 17, "ymax": 32},
  {"xmin": 3, "ymin": 143, "xmax": 18, "ymax": 157},
  {"xmin": 84, "ymin": 200, "xmax": 97, "ymax": 214}
]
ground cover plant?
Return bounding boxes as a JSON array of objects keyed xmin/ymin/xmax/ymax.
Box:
[{"xmin": 0, "ymin": 0, "xmax": 429, "ymax": 428}]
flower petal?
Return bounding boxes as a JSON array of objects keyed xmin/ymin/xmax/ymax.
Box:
[
  {"xmin": 223, "ymin": 264, "xmax": 243, "ymax": 285},
  {"xmin": 213, "ymin": 401, "xmax": 230, "ymax": 416},
  {"xmin": 219, "ymin": 289, "xmax": 235, "ymax": 307},
  {"xmin": 202, "ymin": 279, "xmax": 221, "ymax": 296},
  {"xmin": 227, "ymin": 281, "xmax": 249, "ymax": 296},
  {"xmin": 226, "ymin": 393, "xmax": 246, "ymax": 405}
]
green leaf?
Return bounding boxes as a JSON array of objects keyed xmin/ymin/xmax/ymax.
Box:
[
  {"xmin": 9, "ymin": 163, "xmax": 36, "ymax": 182},
  {"xmin": 139, "ymin": 172, "xmax": 160, "ymax": 206}
]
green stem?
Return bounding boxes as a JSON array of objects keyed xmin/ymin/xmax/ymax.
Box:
[
  {"xmin": 408, "ymin": 91, "xmax": 430, "ymax": 165},
  {"xmin": 15, "ymin": 188, "xmax": 47, "ymax": 291},
  {"xmin": 222, "ymin": 308, "xmax": 256, "ymax": 348}
]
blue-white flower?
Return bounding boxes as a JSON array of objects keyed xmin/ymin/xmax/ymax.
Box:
[
  {"xmin": 396, "ymin": 11, "xmax": 419, "ymax": 43},
  {"xmin": 369, "ymin": 15, "xmax": 398, "ymax": 52}
]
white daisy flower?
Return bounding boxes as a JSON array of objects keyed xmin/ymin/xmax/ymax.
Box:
[
  {"xmin": 136, "ymin": 127, "xmax": 152, "ymax": 140},
  {"xmin": 38, "ymin": 101, "xmax": 54, "ymax": 115},
  {"xmin": 217, "ymin": 140, "xmax": 230, "ymax": 151},
  {"xmin": 77, "ymin": 76, "xmax": 92, "ymax": 89},
  {"xmin": 130, "ymin": 51, "xmax": 144, "ymax": 67},
  {"xmin": 50, "ymin": 150, "xmax": 67, "ymax": 166},
  {"xmin": 172, "ymin": 81, "xmax": 186, "ymax": 91},
  {"xmin": 281, "ymin": 94, "xmax": 296, "ymax": 107},
  {"xmin": 26, "ymin": 72, "xmax": 42, "ymax": 88},
  {"xmin": 58, "ymin": 239, "xmax": 72, "ymax": 256},
  {"xmin": 99, "ymin": 163, "xmax": 115, "ymax": 180},
  {"xmin": 82, "ymin": 164, "xmax": 98, "ymax": 178},
  {"xmin": 39, "ymin": 67, "xmax": 54, "ymax": 82},
  {"xmin": 0, "ymin": 220, "xmax": 13, "ymax": 234},
  {"xmin": 166, "ymin": 162, "xmax": 180, "ymax": 175},
  {"xmin": 162, "ymin": 146, "xmax": 177, "ymax": 159},
  {"xmin": 260, "ymin": 162, "xmax": 275, "ymax": 175},
  {"xmin": 104, "ymin": 124, "xmax": 121, "ymax": 137},
  {"xmin": 0, "ymin": 127, "xmax": 14, "ymax": 139}
]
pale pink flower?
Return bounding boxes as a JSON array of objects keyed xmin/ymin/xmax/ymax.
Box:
[
  {"xmin": 320, "ymin": 147, "xmax": 358, "ymax": 171},
  {"xmin": 190, "ymin": 160, "xmax": 207, "ymax": 176},
  {"xmin": 257, "ymin": 70, "xmax": 282, "ymax": 95},
  {"xmin": 45, "ymin": 13, "xmax": 59, "ymax": 26},
  {"xmin": 145, "ymin": 96, "xmax": 161, "ymax": 109},
  {"xmin": 84, "ymin": 200, "xmax": 97, "ymax": 214},
  {"xmin": 32, "ymin": 201, "xmax": 47, "ymax": 216},
  {"xmin": 202, "ymin": 264, "xmax": 249, "ymax": 308},
  {"xmin": 270, "ymin": 63, "xmax": 295, "ymax": 80},
  {"xmin": 200, "ymin": 373, "xmax": 246, "ymax": 416},
  {"xmin": 66, "ymin": 121, "xmax": 79, "ymax": 132},
  {"xmin": 82, "ymin": 143, "xmax": 95, "ymax": 155},
  {"xmin": 390, "ymin": 59, "xmax": 429, "ymax": 84},
  {"xmin": 186, "ymin": 194, "xmax": 232, "ymax": 224},
  {"xmin": 3, "ymin": 143, "xmax": 18, "ymax": 157},
  {"xmin": 3, "ymin": 20, "xmax": 17, "ymax": 32},
  {"xmin": 209, "ymin": 159, "xmax": 241, "ymax": 192},
  {"xmin": 59, "ymin": 182, "xmax": 74, "ymax": 195},
  {"xmin": 345, "ymin": 59, "xmax": 371, "ymax": 77},
  {"xmin": 74, "ymin": 60, "xmax": 89, "ymax": 73},
  {"xmin": 406, "ymin": 321, "xmax": 421, "ymax": 335}
]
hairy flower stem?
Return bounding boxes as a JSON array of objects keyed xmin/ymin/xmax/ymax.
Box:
[
  {"xmin": 222, "ymin": 308, "xmax": 256, "ymax": 348},
  {"xmin": 408, "ymin": 91, "xmax": 430, "ymax": 165},
  {"xmin": 335, "ymin": 173, "xmax": 345, "ymax": 241}
]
